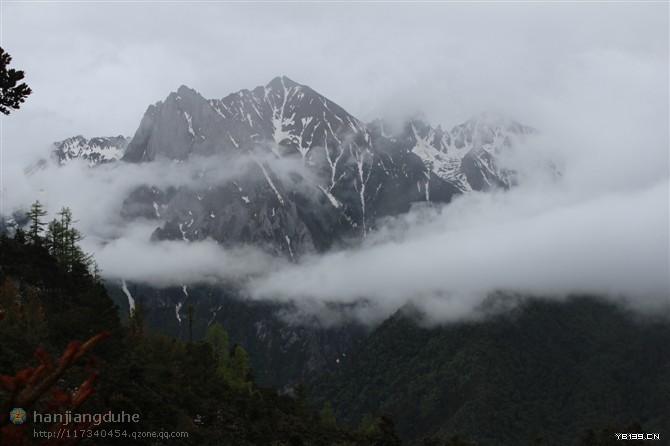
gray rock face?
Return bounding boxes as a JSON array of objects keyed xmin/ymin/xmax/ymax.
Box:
[
  {"xmin": 121, "ymin": 77, "xmax": 403, "ymax": 253},
  {"xmin": 119, "ymin": 77, "xmax": 533, "ymax": 257},
  {"xmin": 123, "ymin": 77, "xmax": 367, "ymax": 163}
]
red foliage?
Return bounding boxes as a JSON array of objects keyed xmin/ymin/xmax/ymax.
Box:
[{"xmin": 0, "ymin": 332, "xmax": 109, "ymax": 446}]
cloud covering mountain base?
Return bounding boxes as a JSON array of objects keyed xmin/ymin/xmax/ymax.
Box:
[{"xmin": 248, "ymin": 179, "xmax": 669, "ymax": 324}]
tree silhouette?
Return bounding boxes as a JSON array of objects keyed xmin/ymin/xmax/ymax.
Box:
[
  {"xmin": 27, "ymin": 201, "xmax": 47, "ymax": 245},
  {"xmin": 0, "ymin": 47, "xmax": 32, "ymax": 115}
]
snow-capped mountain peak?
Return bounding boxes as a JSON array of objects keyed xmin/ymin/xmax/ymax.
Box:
[
  {"xmin": 50, "ymin": 76, "xmax": 539, "ymax": 257},
  {"xmin": 53, "ymin": 135, "xmax": 130, "ymax": 166},
  {"xmin": 123, "ymin": 76, "xmax": 369, "ymax": 164}
]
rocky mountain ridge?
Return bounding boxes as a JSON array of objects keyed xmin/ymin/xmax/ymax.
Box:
[
  {"xmin": 38, "ymin": 76, "xmax": 537, "ymax": 388},
  {"xmin": 56, "ymin": 76, "xmax": 534, "ymax": 258}
]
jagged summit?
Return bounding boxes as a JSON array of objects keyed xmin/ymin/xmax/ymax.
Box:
[
  {"xmin": 176, "ymin": 84, "xmax": 200, "ymax": 96},
  {"xmin": 123, "ymin": 75, "xmax": 366, "ymax": 163},
  {"xmin": 164, "ymin": 85, "xmax": 206, "ymax": 106},
  {"xmin": 266, "ymin": 75, "xmax": 301, "ymax": 89}
]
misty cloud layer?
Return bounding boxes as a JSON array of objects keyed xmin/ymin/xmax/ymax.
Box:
[
  {"xmin": 5, "ymin": 152, "xmax": 308, "ymax": 240},
  {"xmin": 90, "ymin": 221, "xmax": 282, "ymax": 287},
  {"xmin": 1, "ymin": 3, "xmax": 667, "ymax": 324},
  {"xmin": 249, "ymin": 180, "xmax": 669, "ymax": 324}
]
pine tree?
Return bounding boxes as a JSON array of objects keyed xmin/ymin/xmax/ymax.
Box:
[
  {"xmin": 45, "ymin": 219, "xmax": 65, "ymax": 260},
  {"xmin": 55, "ymin": 207, "xmax": 92, "ymax": 273},
  {"xmin": 27, "ymin": 201, "xmax": 47, "ymax": 245},
  {"xmin": 0, "ymin": 46, "xmax": 32, "ymax": 115},
  {"xmin": 59, "ymin": 208, "xmax": 75, "ymax": 268}
]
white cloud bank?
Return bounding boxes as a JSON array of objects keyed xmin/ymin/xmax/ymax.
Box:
[
  {"xmin": 248, "ymin": 180, "xmax": 669, "ymax": 324},
  {"xmin": 89, "ymin": 221, "xmax": 282, "ymax": 287}
]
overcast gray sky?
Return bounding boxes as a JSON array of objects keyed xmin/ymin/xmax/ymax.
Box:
[
  {"xmin": 1, "ymin": 2, "xmax": 668, "ymax": 159},
  {"xmin": 1, "ymin": 2, "xmax": 668, "ymax": 323}
]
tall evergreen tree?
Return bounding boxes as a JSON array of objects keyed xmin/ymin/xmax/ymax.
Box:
[
  {"xmin": 45, "ymin": 219, "xmax": 64, "ymax": 259},
  {"xmin": 27, "ymin": 200, "xmax": 47, "ymax": 245},
  {"xmin": 56, "ymin": 207, "xmax": 92, "ymax": 273},
  {"xmin": 59, "ymin": 207, "xmax": 74, "ymax": 266}
]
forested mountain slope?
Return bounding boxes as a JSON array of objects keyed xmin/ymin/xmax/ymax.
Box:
[
  {"xmin": 0, "ymin": 232, "xmax": 400, "ymax": 445},
  {"xmin": 311, "ymin": 298, "xmax": 670, "ymax": 446}
]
